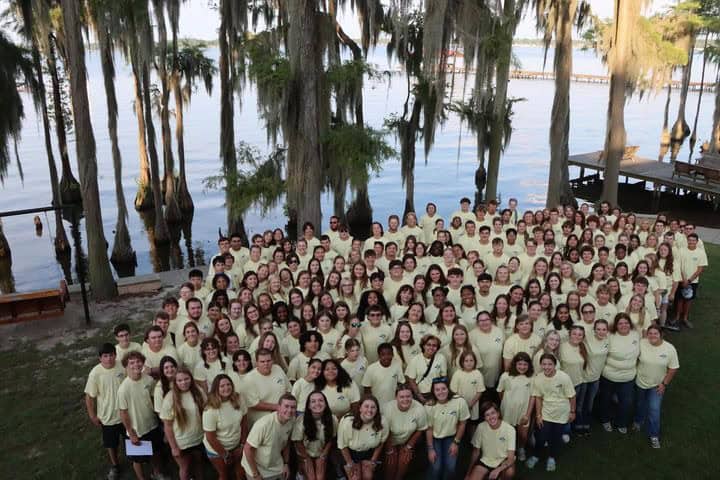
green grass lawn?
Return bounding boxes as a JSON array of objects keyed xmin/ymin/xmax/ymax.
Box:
[{"xmin": 2, "ymin": 247, "xmax": 719, "ymax": 479}]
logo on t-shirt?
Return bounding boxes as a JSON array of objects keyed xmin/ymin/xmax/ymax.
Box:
[
  {"xmin": 495, "ymin": 337, "xmax": 502, "ymax": 343},
  {"xmin": 499, "ymin": 436, "xmax": 507, "ymax": 442},
  {"xmin": 659, "ymin": 353, "xmax": 668, "ymax": 359}
]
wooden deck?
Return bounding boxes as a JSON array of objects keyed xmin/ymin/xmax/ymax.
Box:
[{"xmin": 568, "ymin": 151, "xmax": 720, "ymax": 199}]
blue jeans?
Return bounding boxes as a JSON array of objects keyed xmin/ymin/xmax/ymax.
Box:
[
  {"xmin": 599, "ymin": 377, "xmax": 635, "ymax": 428},
  {"xmin": 634, "ymin": 385, "xmax": 664, "ymax": 438},
  {"xmin": 429, "ymin": 436, "xmax": 457, "ymax": 480},
  {"xmin": 582, "ymin": 380, "xmax": 600, "ymax": 427},
  {"xmin": 535, "ymin": 421, "xmax": 565, "ymax": 460},
  {"xmin": 573, "ymin": 383, "xmax": 589, "ymax": 430}
]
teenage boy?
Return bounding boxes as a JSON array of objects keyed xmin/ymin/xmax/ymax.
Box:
[
  {"xmin": 362, "ymin": 343, "xmax": 405, "ymax": 405},
  {"xmin": 85, "ymin": 343, "xmax": 126, "ymax": 480},
  {"xmin": 114, "ymin": 323, "xmax": 142, "ymax": 361},
  {"xmin": 242, "ymin": 394, "xmax": 298, "ymax": 480},
  {"xmin": 118, "ymin": 351, "xmax": 167, "ymax": 480}
]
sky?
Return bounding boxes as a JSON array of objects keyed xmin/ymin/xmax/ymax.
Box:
[{"xmin": 176, "ymin": 0, "xmax": 675, "ymax": 42}]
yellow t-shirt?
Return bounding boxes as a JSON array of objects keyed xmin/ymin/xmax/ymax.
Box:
[
  {"xmin": 636, "ymin": 339, "xmax": 679, "ymax": 389},
  {"xmin": 362, "ymin": 361, "xmax": 405, "ymax": 406},
  {"xmin": 117, "ymin": 374, "xmax": 158, "ymax": 436},
  {"xmin": 470, "ymin": 420, "xmax": 516, "ymax": 468},
  {"xmin": 405, "ymin": 353, "xmax": 448, "ymax": 394},
  {"xmin": 531, "ymin": 370, "xmax": 576, "ymax": 424},
  {"xmin": 142, "ymin": 344, "xmax": 178, "ymax": 369},
  {"xmin": 602, "ymin": 331, "xmax": 641, "ymax": 383},
  {"xmin": 241, "ymin": 413, "xmax": 295, "ymax": 478},
  {"xmin": 291, "ymin": 415, "xmax": 339, "ymax": 458},
  {"xmin": 336, "ymin": 415, "xmax": 389, "ymax": 451},
  {"xmin": 559, "ymin": 342, "xmax": 586, "ymax": 386},
  {"xmin": 160, "ymin": 390, "xmax": 204, "ymax": 450},
  {"xmin": 194, "ymin": 358, "xmax": 229, "ymax": 387},
  {"xmin": 202, "ymin": 400, "xmax": 248, "ymax": 454},
  {"xmin": 84, "ymin": 362, "xmax": 125, "ymax": 425},
  {"xmin": 245, "ymin": 366, "xmax": 292, "ymax": 425},
  {"xmin": 115, "ymin": 342, "xmax": 142, "ymax": 362},
  {"xmin": 502, "ymin": 333, "xmax": 542, "ymax": 361},
  {"xmin": 360, "ymin": 323, "xmax": 393, "ymax": 364},
  {"xmin": 583, "ymin": 334, "xmax": 609, "ymax": 382},
  {"xmin": 281, "ymin": 335, "xmax": 301, "ymax": 360},
  {"xmin": 425, "ymin": 397, "xmax": 470, "ymax": 438},
  {"xmin": 341, "ymin": 357, "xmax": 368, "ymax": 386},
  {"xmin": 469, "ymin": 326, "xmax": 505, "ymax": 388},
  {"xmin": 496, "ymin": 372, "xmax": 532, "ymax": 426},
  {"xmin": 291, "ymin": 378, "xmax": 316, "ymax": 413},
  {"xmin": 381, "ymin": 399, "xmax": 428, "ymax": 446},
  {"xmin": 153, "ymin": 382, "xmax": 168, "ymax": 413},
  {"xmin": 679, "ymin": 246, "xmax": 708, "ymax": 283},
  {"xmin": 450, "ymin": 369, "xmax": 486, "ymax": 420},
  {"xmin": 287, "ymin": 352, "xmax": 330, "ymax": 381},
  {"xmin": 317, "ymin": 328, "xmax": 342, "ymax": 358},
  {"xmin": 594, "ymin": 303, "xmax": 617, "ymax": 325},
  {"xmin": 177, "ymin": 342, "xmax": 201, "ymax": 369},
  {"xmin": 322, "ymin": 383, "xmax": 361, "ymax": 418}
]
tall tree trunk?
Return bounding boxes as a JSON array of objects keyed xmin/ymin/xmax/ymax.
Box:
[
  {"xmin": 219, "ymin": 0, "xmax": 244, "ymax": 237},
  {"xmin": 659, "ymin": 84, "xmax": 671, "ymax": 161},
  {"xmin": 712, "ymin": 71, "xmax": 720, "ymax": 154},
  {"xmin": 47, "ymin": 35, "xmax": 81, "ymax": 205},
  {"xmin": 346, "ymin": 183, "xmax": 372, "ymax": 238},
  {"xmin": 546, "ymin": 0, "xmax": 576, "ymax": 208},
  {"xmin": 670, "ymin": 33, "xmax": 695, "ymax": 156},
  {"xmin": 688, "ymin": 37, "xmax": 708, "ymax": 161},
  {"xmin": 32, "ymin": 45, "xmax": 70, "ymax": 254},
  {"xmin": 286, "ymin": 0, "xmax": 325, "ymax": 234},
  {"xmin": 98, "ymin": 29, "xmax": 136, "ymax": 265},
  {"xmin": 473, "ymin": 50, "xmax": 492, "ymax": 206},
  {"xmin": 153, "ymin": 0, "xmax": 182, "ymax": 224},
  {"xmin": 132, "ymin": 66, "xmax": 153, "ymax": 211},
  {"xmin": 141, "ymin": 62, "xmax": 170, "ymax": 244},
  {"xmin": 60, "ymin": 0, "xmax": 117, "ymax": 300},
  {"xmin": 173, "ymin": 76, "xmax": 193, "ymax": 214},
  {"xmin": 401, "ymin": 97, "xmax": 423, "ymax": 219},
  {"xmin": 601, "ymin": 0, "xmax": 633, "ymax": 206},
  {"xmin": 486, "ymin": 0, "xmax": 516, "ymax": 202}
]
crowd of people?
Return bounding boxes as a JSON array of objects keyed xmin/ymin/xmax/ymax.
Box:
[{"xmin": 84, "ymin": 197, "xmax": 705, "ymax": 480}]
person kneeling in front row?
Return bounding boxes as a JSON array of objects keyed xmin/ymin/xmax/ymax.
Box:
[{"xmin": 465, "ymin": 402, "xmax": 516, "ymax": 480}]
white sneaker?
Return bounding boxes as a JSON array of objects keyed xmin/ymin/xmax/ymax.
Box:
[
  {"xmin": 650, "ymin": 437, "xmax": 661, "ymax": 449},
  {"xmin": 602, "ymin": 422, "xmax": 613, "ymax": 432},
  {"xmin": 526, "ymin": 456, "xmax": 539, "ymax": 469},
  {"xmin": 546, "ymin": 457, "xmax": 557, "ymax": 472},
  {"xmin": 561, "ymin": 434, "xmax": 570, "ymax": 444},
  {"xmin": 632, "ymin": 422, "xmax": 642, "ymax": 432},
  {"xmin": 617, "ymin": 427, "xmax": 628, "ymax": 434},
  {"xmin": 517, "ymin": 447, "xmax": 526, "ymax": 462}
]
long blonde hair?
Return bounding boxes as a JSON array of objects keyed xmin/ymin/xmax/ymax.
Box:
[{"xmin": 171, "ymin": 367, "xmax": 204, "ymax": 431}]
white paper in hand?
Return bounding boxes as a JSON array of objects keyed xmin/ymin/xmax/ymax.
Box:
[{"xmin": 125, "ymin": 439, "xmax": 153, "ymax": 456}]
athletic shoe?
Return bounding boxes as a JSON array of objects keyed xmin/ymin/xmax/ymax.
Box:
[
  {"xmin": 617, "ymin": 427, "xmax": 628, "ymax": 434},
  {"xmin": 297, "ymin": 475, "xmax": 305, "ymax": 480},
  {"xmin": 546, "ymin": 457, "xmax": 557, "ymax": 472},
  {"xmin": 562, "ymin": 434, "xmax": 570, "ymax": 444},
  {"xmin": 106, "ymin": 466, "xmax": 120, "ymax": 480},
  {"xmin": 526, "ymin": 456, "xmax": 539, "ymax": 469},
  {"xmin": 602, "ymin": 422, "xmax": 613, "ymax": 432},
  {"xmin": 517, "ymin": 447, "xmax": 526, "ymax": 462},
  {"xmin": 682, "ymin": 320, "xmax": 694, "ymax": 329},
  {"xmin": 650, "ymin": 437, "xmax": 661, "ymax": 449},
  {"xmin": 664, "ymin": 322, "xmax": 680, "ymax": 332},
  {"xmin": 632, "ymin": 422, "xmax": 641, "ymax": 432}
]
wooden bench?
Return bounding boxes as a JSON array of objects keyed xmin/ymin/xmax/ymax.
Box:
[
  {"xmin": 694, "ymin": 164, "xmax": 720, "ymax": 184},
  {"xmin": 0, "ymin": 281, "xmax": 68, "ymax": 324},
  {"xmin": 116, "ymin": 273, "xmax": 162, "ymax": 296},
  {"xmin": 672, "ymin": 160, "xmax": 697, "ymax": 181}
]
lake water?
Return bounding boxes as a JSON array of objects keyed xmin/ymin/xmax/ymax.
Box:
[{"xmin": 0, "ymin": 46, "xmax": 716, "ymax": 292}]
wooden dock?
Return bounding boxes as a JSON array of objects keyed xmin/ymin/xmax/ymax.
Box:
[
  {"xmin": 509, "ymin": 70, "xmax": 711, "ymax": 91},
  {"xmin": 568, "ymin": 151, "xmax": 720, "ymax": 205}
]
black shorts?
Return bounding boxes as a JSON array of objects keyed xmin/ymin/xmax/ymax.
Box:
[
  {"xmin": 126, "ymin": 426, "xmax": 163, "ymax": 463},
  {"xmin": 675, "ymin": 283, "xmax": 699, "ymax": 301},
  {"xmin": 180, "ymin": 443, "xmax": 204, "ymax": 456},
  {"xmin": 476, "ymin": 460, "xmax": 498, "ymax": 470},
  {"xmin": 350, "ymin": 449, "xmax": 374, "ymax": 463},
  {"xmin": 102, "ymin": 423, "xmax": 124, "ymax": 449}
]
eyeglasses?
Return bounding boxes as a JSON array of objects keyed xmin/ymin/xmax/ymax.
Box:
[{"xmin": 351, "ymin": 322, "xmax": 361, "ymax": 328}]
